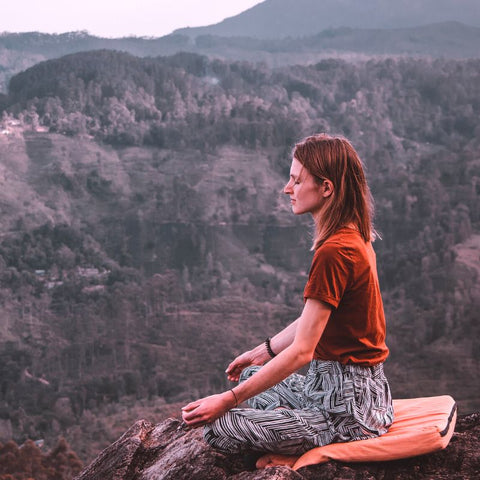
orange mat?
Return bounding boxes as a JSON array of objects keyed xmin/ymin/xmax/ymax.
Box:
[{"xmin": 259, "ymin": 395, "xmax": 457, "ymax": 470}]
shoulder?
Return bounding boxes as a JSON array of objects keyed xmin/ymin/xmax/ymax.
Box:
[
  {"xmin": 305, "ymin": 230, "xmax": 363, "ymax": 305},
  {"xmin": 314, "ymin": 228, "xmax": 365, "ymax": 264}
]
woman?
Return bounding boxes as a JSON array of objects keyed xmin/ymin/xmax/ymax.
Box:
[{"xmin": 182, "ymin": 133, "xmax": 394, "ymax": 457}]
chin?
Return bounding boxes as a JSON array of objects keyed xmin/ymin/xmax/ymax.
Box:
[{"xmin": 291, "ymin": 207, "xmax": 304, "ymax": 215}]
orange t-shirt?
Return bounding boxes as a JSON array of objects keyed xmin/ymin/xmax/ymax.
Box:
[{"xmin": 303, "ymin": 227, "xmax": 389, "ymax": 366}]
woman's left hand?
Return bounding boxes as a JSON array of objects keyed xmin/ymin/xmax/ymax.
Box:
[{"xmin": 181, "ymin": 392, "xmax": 236, "ymax": 428}]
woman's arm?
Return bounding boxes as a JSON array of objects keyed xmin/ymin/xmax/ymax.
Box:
[
  {"xmin": 225, "ymin": 318, "xmax": 300, "ymax": 382},
  {"xmin": 270, "ymin": 317, "xmax": 300, "ymax": 356},
  {"xmin": 182, "ymin": 299, "xmax": 331, "ymax": 428},
  {"xmin": 229, "ymin": 299, "xmax": 330, "ymax": 405}
]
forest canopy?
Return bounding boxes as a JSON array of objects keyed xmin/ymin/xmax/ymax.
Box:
[{"xmin": 3, "ymin": 51, "xmax": 480, "ymax": 151}]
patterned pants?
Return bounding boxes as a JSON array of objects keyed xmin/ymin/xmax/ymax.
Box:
[{"xmin": 204, "ymin": 360, "xmax": 394, "ymax": 455}]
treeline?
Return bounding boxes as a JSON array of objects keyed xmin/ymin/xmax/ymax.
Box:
[
  {"xmin": 3, "ymin": 50, "xmax": 299, "ymax": 149},
  {"xmin": 3, "ymin": 52, "xmax": 479, "ymax": 291},
  {"xmin": 0, "ymin": 53, "xmax": 476, "ymax": 199},
  {"xmin": 0, "ymin": 438, "xmax": 82, "ymax": 479},
  {"xmin": 4, "ymin": 51, "xmax": 479, "ymax": 152}
]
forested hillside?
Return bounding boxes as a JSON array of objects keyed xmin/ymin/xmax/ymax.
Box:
[
  {"xmin": 1, "ymin": 20, "xmax": 480, "ymax": 94},
  {"xmin": 0, "ymin": 50, "xmax": 479, "ymax": 462}
]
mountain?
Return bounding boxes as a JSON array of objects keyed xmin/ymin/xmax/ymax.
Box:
[
  {"xmin": 0, "ymin": 50, "xmax": 479, "ymax": 461},
  {"xmin": 174, "ymin": 0, "xmax": 480, "ymax": 38},
  {"xmin": 1, "ymin": 21, "xmax": 480, "ymax": 94},
  {"xmin": 0, "ymin": 32, "xmax": 192, "ymax": 93},
  {"xmin": 2, "ymin": 0, "xmax": 480, "ymax": 94},
  {"xmin": 2, "ymin": 0, "xmax": 480, "ymax": 95},
  {"xmin": 193, "ymin": 21, "xmax": 480, "ymax": 60}
]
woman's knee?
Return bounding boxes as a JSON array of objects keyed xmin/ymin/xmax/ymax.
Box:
[{"xmin": 203, "ymin": 415, "xmax": 244, "ymax": 453}]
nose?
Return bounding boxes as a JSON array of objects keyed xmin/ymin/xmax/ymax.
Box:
[{"xmin": 284, "ymin": 180, "xmax": 293, "ymax": 195}]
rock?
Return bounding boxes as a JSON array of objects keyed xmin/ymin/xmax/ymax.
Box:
[{"xmin": 75, "ymin": 414, "xmax": 480, "ymax": 480}]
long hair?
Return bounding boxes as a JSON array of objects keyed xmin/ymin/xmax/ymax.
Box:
[{"xmin": 293, "ymin": 133, "xmax": 376, "ymax": 249}]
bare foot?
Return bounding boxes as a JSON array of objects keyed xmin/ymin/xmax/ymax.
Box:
[{"xmin": 256, "ymin": 453, "xmax": 298, "ymax": 469}]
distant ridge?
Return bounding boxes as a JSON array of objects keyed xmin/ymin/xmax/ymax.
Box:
[
  {"xmin": 191, "ymin": 21, "xmax": 480, "ymax": 59},
  {"xmin": 174, "ymin": 0, "xmax": 480, "ymax": 38},
  {"xmin": 1, "ymin": 21, "xmax": 480, "ymax": 93}
]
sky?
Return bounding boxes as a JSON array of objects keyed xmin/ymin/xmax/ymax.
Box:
[{"xmin": 1, "ymin": 0, "xmax": 264, "ymax": 38}]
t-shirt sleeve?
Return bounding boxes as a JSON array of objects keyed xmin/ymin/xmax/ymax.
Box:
[{"xmin": 303, "ymin": 243, "xmax": 351, "ymax": 308}]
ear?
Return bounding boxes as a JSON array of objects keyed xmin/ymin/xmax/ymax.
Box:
[{"xmin": 321, "ymin": 179, "xmax": 334, "ymax": 198}]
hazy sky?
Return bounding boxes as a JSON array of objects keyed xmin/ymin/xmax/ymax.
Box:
[{"xmin": 1, "ymin": 0, "xmax": 264, "ymax": 38}]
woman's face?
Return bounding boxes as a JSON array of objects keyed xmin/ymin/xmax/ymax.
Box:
[{"xmin": 284, "ymin": 157, "xmax": 326, "ymax": 216}]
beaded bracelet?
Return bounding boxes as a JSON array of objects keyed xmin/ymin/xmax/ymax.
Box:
[{"xmin": 265, "ymin": 337, "xmax": 277, "ymax": 358}]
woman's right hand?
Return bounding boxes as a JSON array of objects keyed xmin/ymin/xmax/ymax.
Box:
[
  {"xmin": 225, "ymin": 347, "xmax": 267, "ymax": 382},
  {"xmin": 225, "ymin": 320, "xmax": 301, "ymax": 382}
]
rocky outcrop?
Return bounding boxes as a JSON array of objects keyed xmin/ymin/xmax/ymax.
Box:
[{"xmin": 75, "ymin": 413, "xmax": 479, "ymax": 479}]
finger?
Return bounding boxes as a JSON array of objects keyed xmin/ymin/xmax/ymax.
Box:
[
  {"xmin": 183, "ymin": 412, "xmax": 205, "ymax": 427},
  {"xmin": 182, "ymin": 410, "xmax": 199, "ymax": 422},
  {"xmin": 226, "ymin": 363, "xmax": 241, "ymax": 375},
  {"xmin": 182, "ymin": 407, "xmax": 199, "ymax": 418},
  {"xmin": 182, "ymin": 401, "xmax": 201, "ymax": 411},
  {"xmin": 229, "ymin": 366, "xmax": 242, "ymax": 378},
  {"xmin": 225, "ymin": 362, "xmax": 236, "ymax": 374}
]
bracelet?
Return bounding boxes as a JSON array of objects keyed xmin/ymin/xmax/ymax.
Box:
[
  {"xmin": 265, "ymin": 337, "xmax": 277, "ymax": 358},
  {"xmin": 230, "ymin": 389, "xmax": 238, "ymax": 407}
]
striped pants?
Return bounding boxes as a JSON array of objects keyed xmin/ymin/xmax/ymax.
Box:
[{"xmin": 204, "ymin": 360, "xmax": 394, "ymax": 455}]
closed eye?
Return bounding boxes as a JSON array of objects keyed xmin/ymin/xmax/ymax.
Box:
[{"xmin": 290, "ymin": 175, "xmax": 300, "ymax": 185}]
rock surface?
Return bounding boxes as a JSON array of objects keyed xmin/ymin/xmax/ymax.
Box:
[{"xmin": 75, "ymin": 413, "xmax": 479, "ymax": 479}]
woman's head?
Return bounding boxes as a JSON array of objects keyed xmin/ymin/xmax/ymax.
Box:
[{"xmin": 286, "ymin": 133, "xmax": 375, "ymax": 248}]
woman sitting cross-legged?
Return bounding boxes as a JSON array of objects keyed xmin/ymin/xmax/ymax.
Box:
[{"xmin": 181, "ymin": 133, "xmax": 394, "ymax": 460}]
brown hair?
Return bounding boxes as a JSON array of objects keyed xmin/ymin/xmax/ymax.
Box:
[{"xmin": 293, "ymin": 133, "xmax": 376, "ymax": 249}]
